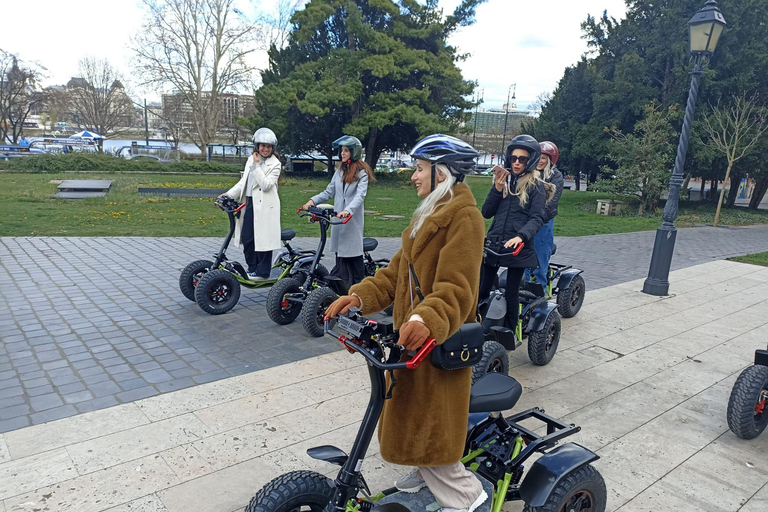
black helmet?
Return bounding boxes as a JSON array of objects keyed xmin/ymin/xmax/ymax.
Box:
[
  {"xmin": 409, "ymin": 134, "xmax": 479, "ymax": 182},
  {"xmin": 504, "ymin": 134, "xmax": 541, "ymax": 175},
  {"xmin": 332, "ymin": 135, "xmax": 363, "ymax": 161}
]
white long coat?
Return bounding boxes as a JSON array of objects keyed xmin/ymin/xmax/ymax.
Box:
[{"xmin": 226, "ymin": 154, "xmax": 282, "ymax": 252}]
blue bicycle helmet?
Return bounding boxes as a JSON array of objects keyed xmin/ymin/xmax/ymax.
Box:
[{"xmin": 410, "ymin": 134, "xmax": 479, "ymax": 191}]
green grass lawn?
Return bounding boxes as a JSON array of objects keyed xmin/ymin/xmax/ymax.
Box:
[
  {"xmin": 730, "ymin": 251, "xmax": 768, "ymax": 267},
  {"xmin": 1, "ymin": 172, "xmax": 766, "ymax": 238}
]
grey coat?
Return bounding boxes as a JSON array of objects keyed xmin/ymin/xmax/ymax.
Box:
[{"xmin": 311, "ymin": 169, "xmax": 369, "ymax": 257}]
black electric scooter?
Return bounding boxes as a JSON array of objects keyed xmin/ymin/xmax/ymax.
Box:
[
  {"xmin": 265, "ymin": 205, "xmax": 350, "ymax": 327},
  {"xmin": 727, "ymin": 344, "xmax": 768, "ymax": 439},
  {"xmin": 245, "ymin": 310, "xmax": 606, "ymax": 512},
  {"xmin": 472, "ymin": 240, "xmax": 562, "ymax": 383},
  {"xmin": 179, "ymin": 196, "xmax": 317, "ymax": 315},
  {"xmin": 523, "ymin": 243, "xmax": 586, "ymax": 319}
]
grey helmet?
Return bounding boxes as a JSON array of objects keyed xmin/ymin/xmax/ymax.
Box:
[
  {"xmin": 332, "ymin": 135, "xmax": 363, "ymax": 161},
  {"xmin": 253, "ymin": 128, "xmax": 278, "ymax": 149}
]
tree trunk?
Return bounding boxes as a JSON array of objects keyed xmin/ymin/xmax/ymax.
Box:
[
  {"xmin": 326, "ymin": 143, "xmax": 335, "ymax": 177},
  {"xmin": 681, "ymin": 172, "xmax": 692, "ymax": 200},
  {"xmin": 713, "ymin": 160, "xmax": 735, "ymax": 226},
  {"xmin": 709, "ymin": 179, "xmax": 718, "ymax": 203},
  {"xmin": 365, "ymin": 127, "xmax": 380, "ymax": 168},
  {"xmin": 750, "ymin": 175, "xmax": 768, "ymax": 209},
  {"xmin": 699, "ymin": 178, "xmax": 706, "ymax": 199},
  {"xmin": 574, "ymin": 159, "xmax": 581, "ymax": 191},
  {"xmin": 726, "ymin": 170, "xmax": 742, "ymax": 208}
]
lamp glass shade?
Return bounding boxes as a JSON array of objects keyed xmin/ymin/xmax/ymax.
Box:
[{"xmin": 688, "ymin": 1, "xmax": 727, "ymax": 54}]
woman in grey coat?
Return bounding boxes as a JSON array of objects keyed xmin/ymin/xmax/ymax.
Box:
[{"xmin": 301, "ymin": 135, "xmax": 376, "ymax": 287}]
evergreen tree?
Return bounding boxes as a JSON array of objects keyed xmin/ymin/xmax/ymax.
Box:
[{"xmin": 244, "ymin": 0, "xmax": 485, "ymax": 170}]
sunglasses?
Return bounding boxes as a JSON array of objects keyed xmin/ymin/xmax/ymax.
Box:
[{"xmin": 508, "ymin": 155, "xmax": 529, "ymax": 164}]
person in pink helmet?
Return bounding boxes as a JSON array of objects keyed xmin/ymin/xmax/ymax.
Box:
[{"xmin": 524, "ymin": 141, "xmax": 563, "ymax": 294}]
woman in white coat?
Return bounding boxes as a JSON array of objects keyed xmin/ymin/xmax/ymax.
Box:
[
  {"xmin": 301, "ymin": 135, "xmax": 375, "ymax": 287},
  {"xmin": 221, "ymin": 128, "xmax": 282, "ymax": 281}
]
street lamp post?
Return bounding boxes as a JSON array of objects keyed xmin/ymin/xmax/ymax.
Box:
[
  {"xmin": 499, "ymin": 84, "xmax": 516, "ymax": 161},
  {"xmin": 472, "ymin": 88, "xmax": 483, "ymax": 148},
  {"xmin": 643, "ymin": 0, "xmax": 726, "ymax": 296}
]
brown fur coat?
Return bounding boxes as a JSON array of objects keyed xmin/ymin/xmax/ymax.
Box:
[{"xmin": 350, "ymin": 183, "xmax": 485, "ymax": 466}]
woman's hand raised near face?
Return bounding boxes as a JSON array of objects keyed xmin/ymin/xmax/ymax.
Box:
[{"xmin": 492, "ymin": 165, "xmax": 509, "ymax": 192}]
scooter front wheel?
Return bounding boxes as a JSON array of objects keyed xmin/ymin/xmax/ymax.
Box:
[
  {"xmin": 266, "ymin": 278, "xmax": 303, "ymax": 325},
  {"xmin": 302, "ymin": 287, "xmax": 338, "ymax": 337},
  {"xmin": 727, "ymin": 364, "xmax": 768, "ymax": 439},
  {"xmin": 195, "ymin": 269, "xmax": 241, "ymax": 315},
  {"xmin": 179, "ymin": 259, "xmax": 213, "ymax": 301},
  {"xmin": 246, "ymin": 470, "xmax": 335, "ymax": 512}
]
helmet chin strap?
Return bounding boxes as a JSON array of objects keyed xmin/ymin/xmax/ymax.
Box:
[{"xmin": 430, "ymin": 162, "xmax": 436, "ymax": 193}]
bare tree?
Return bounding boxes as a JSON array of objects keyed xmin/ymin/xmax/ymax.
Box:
[
  {"xmin": 0, "ymin": 49, "xmax": 44, "ymax": 144},
  {"xmin": 258, "ymin": 0, "xmax": 302, "ymax": 50},
  {"xmin": 132, "ymin": 0, "xmax": 261, "ymax": 151},
  {"xmin": 704, "ymin": 94, "xmax": 768, "ymax": 226},
  {"xmin": 67, "ymin": 57, "xmax": 135, "ymax": 139}
]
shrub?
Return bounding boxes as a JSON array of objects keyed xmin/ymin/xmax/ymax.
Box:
[{"xmin": 0, "ymin": 153, "xmax": 242, "ymax": 174}]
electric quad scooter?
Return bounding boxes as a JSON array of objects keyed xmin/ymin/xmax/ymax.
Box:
[
  {"xmin": 301, "ymin": 234, "xmax": 393, "ymax": 338},
  {"xmin": 472, "ymin": 240, "xmax": 562, "ymax": 383},
  {"xmin": 179, "ymin": 196, "xmax": 319, "ymax": 315},
  {"xmin": 265, "ymin": 205, "xmax": 344, "ymax": 330},
  {"xmin": 727, "ymin": 344, "xmax": 768, "ymax": 439},
  {"xmin": 524, "ymin": 244, "xmax": 586, "ymax": 319},
  {"xmin": 267, "ymin": 205, "xmax": 392, "ymax": 337},
  {"xmin": 245, "ymin": 310, "xmax": 606, "ymax": 512}
]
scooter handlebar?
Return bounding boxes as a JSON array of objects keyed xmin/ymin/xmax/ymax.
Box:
[
  {"xmin": 484, "ymin": 242, "xmax": 525, "ymax": 257},
  {"xmin": 324, "ymin": 318, "xmax": 435, "ymax": 370}
]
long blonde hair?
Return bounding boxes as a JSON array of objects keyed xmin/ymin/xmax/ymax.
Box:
[
  {"xmin": 513, "ymin": 170, "xmax": 540, "ymax": 207},
  {"xmin": 410, "ymin": 164, "xmax": 457, "ymax": 238}
]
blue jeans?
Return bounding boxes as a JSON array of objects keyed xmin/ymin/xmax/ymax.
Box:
[{"xmin": 524, "ymin": 219, "xmax": 554, "ymax": 288}]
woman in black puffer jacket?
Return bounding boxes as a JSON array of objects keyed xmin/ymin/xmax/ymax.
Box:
[{"xmin": 479, "ymin": 134, "xmax": 548, "ymax": 334}]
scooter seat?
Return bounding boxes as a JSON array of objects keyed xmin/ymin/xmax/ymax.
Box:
[
  {"xmin": 281, "ymin": 229, "xmax": 296, "ymax": 241},
  {"xmin": 363, "ymin": 237, "xmax": 378, "ymax": 252},
  {"xmin": 469, "ymin": 373, "xmax": 523, "ymax": 413}
]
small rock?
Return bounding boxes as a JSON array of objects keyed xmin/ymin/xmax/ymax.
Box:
[
  {"xmin": 381, "ymin": 215, "xmax": 405, "ymax": 220},
  {"xmin": 378, "ymin": 197, "xmax": 393, "ymax": 200}
]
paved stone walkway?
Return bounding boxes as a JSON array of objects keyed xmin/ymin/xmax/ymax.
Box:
[
  {"xmin": 1, "ymin": 224, "xmax": 767, "ymax": 433},
  {"xmin": 1, "ymin": 260, "xmax": 766, "ymax": 512}
]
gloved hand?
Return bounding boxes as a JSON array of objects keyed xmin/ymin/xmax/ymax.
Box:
[
  {"xmin": 324, "ymin": 295, "xmax": 361, "ymax": 319},
  {"xmin": 398, "ymin": 320, "xmax": 431, "ymax": 351}
]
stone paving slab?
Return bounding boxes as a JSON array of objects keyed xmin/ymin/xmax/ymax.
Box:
[
  {"xmin": 1, "ymin": 260, "xmax": 767, "ymax": 511},
  {"xmin": 1, "ymin": 224, "xmax": 768, "ymax": 433}
]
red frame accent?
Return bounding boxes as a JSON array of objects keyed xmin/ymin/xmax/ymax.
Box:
[{"xmin": 406, "ymin": 339, "xmax": 436, "ymax": 369}]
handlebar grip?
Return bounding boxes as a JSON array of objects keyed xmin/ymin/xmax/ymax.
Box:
[
  {"xmin": 341, "ymin": 214, "xmax": 353, "ymax": 224},
  {"xmin": 406, "ymin": 339, "xmax": 436, "ymax": 369},
  {"xmin": 512, "ymin": 242, "xmax": 525, "ymax": 256}
]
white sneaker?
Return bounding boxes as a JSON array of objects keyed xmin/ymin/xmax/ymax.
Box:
[
  {"xmin": 394, "ymin": 468, "xmax": 426, "ymax": 493},
  {"xmin": 439, "ymin": 490, "xmax": 488, "ymax": 512},
  {"xmin": 247, "ymin": 273, "xmax": 267, "ymax": 282}
]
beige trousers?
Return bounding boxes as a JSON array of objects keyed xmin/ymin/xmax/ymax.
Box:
[{"xmin": 418, "ymin": 462, "xmax": 485, "ymax": 509}]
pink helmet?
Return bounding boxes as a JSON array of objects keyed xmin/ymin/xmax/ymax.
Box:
[{"xmin": 540, "ymin": 141, "xmax": 559, "ymax": 165}]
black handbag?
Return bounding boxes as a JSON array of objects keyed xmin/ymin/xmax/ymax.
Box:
[{"xmin": 407, "ymin": 263, "xmax": 484, "ymax": 371}]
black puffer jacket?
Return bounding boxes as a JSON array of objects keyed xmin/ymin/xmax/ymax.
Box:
[
  {"xmin": 481, "ymin": 175, "xmax": 546, "ymax": 268},
  {"xmin": 544, "ymin": 166, "xmax": 564, "ymax": 222}
]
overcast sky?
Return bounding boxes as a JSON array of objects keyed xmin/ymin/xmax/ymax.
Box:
[{"xmin": 1, "ymin": 0, "xmax": 627, "ymax": 109}]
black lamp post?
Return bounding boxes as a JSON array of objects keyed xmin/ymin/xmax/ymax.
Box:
[{"xmin": 642, "ymin": 0, "xmax": 726, "ymax": 296}]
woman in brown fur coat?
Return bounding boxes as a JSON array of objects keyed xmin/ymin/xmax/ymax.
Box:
[{"xmin": 325, "ymin": 135, "xmax": 487, "ymax": 512}]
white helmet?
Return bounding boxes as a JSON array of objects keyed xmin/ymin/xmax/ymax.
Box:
[{"xmin": 253, "ymin": 128, "xmax": 278, "ymax": 148}]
